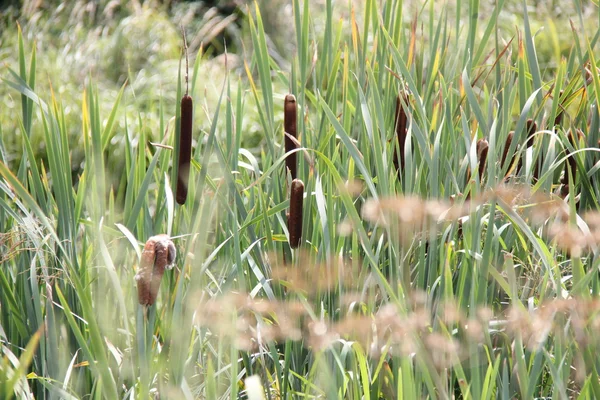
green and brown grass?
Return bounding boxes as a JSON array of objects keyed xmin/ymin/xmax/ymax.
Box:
[{"xmin": 1, "ymin": 0, "xmax": 600, "ymax": 398}]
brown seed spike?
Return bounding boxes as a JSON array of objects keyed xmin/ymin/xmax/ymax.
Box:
[
  {"xmin": 501, "ymin": 131, "xmax": 514, "ymax": 170},
  {"xmin": 559, "ymin": 184, "xmax": 570, "ymax": 199},
  {"xmin": 562, "ymin": 130, "xmax": 579, "ymax": 186},
  {"xmin": 516, "ymin": 119, "xmax": 538, "ymax": 175},
  {"xmin": 393, "ymin": 92, "xmax": 409, "ymax": 173},
  {"xmin": 136, "ymin": 234, "xmax": 177, "ymax": 306},
  {"xmin": 288, "ymin": 179, "xmax": 304, "ymax": 249},
  {"xmin": 177, "ymin": 94, "xmax": 193, "ymax": 205},
  {"xmin": 176, "ymin": 27, "xmax": 193, "ymax": 205},
  {"xmin": 284, "ymin": 94, "xmax": 298, "ymax": 179},
  {"xmin": 525, "ymin": 119, "xmax": 539, "ymax": 179},
  {"xmin": 525, "ymin": 119, "xmax": 537, "ymax": 148},
  {"xmin": 476, "ymin": 138, "xmax": 489, "ymax": 181}
]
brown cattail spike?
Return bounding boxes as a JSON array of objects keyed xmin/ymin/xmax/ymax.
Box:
[
  {"xmin": 476, "ymin": 138, "xmax": 489, "ymax": 181},
  {"xmin": 525, "ymin": 119, "xmax": 537, "ymax": 148},
  {"xmin": 288, "ymin": 179, "xmax": 304, "ymax": 249},
  {"xmin": 284, "ymin": 94, "xmax": 298, "ymax": 179},
  {"xmin": 136, "ymin": 234, "xmax": 177, "ymax": 306},
  {"xmin": 562, "ymin": 130, "xmax": 579, "ymax": 186},
  {"xmin": 176, "ymin": 27, "xmax": 193, "ymax": 205},
  {"xmin": 501, "ymin": 131, "xmax": 514, "ymax": 170},
  {"xmin": 516, "ymin": 119, "xmax": 538, "ymax": 175},
  {"xmin": 525, "ymin": 119, "xmax": 539, "ymax": 180},
  {"xmin": 393, "ymin": 92, "xmax": 409, "ymax": 172}
]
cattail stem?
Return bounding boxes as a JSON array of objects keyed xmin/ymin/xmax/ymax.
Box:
[
  {"xmin": 288, "ymin": 179, "xmax": 304, "ymax": 249},
  {"xmin": 393, "ymin": 92, "xmax": 409, "ymax": 173},
  {"xmin": 176, "ymin": 27, "xmax": 193, "ymax": 205},
  {"xmin": 182, "ymin": 26, "xmax": 189, "ymax": 97},
  {"xmin": 284, "ymin": 94, "xmax": 298, "ymax": 179},
  {"xmin": 136, "ymin": 234, "xmax": 176, "ymax": 306}
]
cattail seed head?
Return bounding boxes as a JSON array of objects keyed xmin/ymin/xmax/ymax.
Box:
[
  {"xmin": 562, "ymin": 130, "xmax": 579, "ymax": 186},
  {"xmin": 288, "ymin": 179, "xmax": 304, "ymax": 249},
  {"xmin": 533, "ymin": 161, "xmax": 541, "ymax": 182},
  {"xmin": 526, "ymin": 120, "xmax": 541, "ymax": 180},
  {"xmin": 177, "ymin": 94, "xmax": 193, "ymax": 205},
  {"xmin": 525, "ymin": 119, "xmax": 537, "ymax": 148},
  {"xmin": 393, "ymin": 92, "xmax": 409, "ymax": 172},
  {"xmin": 516, "ymin": 119, "xmax": 538, "ymax": 176},
  {"xmin": 559, "ymin": 184, "xmax": 570, "ymax": 199},
  {"xmin": 284, "ymin": 94, "xmax": 298, "ymax": 179},
  {"xmin": 136, "ymin": 234, "xmax": 176, "ymax": 306},
  {"xmin": 476, "ymin": 138, "xmax": 489, "ymax": 180},
  {"xmin": 176, "ymin": 27, "xmax": 193, "ymax": 205},
  {"xmin": 501, "ymin": 131, "xmax": 514, "ymax": 169}
]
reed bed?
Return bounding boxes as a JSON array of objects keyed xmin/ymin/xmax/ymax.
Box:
[{"xmin": 1, "ymin": 1, "xmax": 600, "ymax": 399}]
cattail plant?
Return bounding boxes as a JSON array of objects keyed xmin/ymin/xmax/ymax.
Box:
[
  {"xmin": 524, "ymin": 119, "xmax": 540, "ymax": 180},
  {"xmin": 284, "ymin": 94, "xmax": 298, "ymax": 179},
  {"xmin": 288, "ymin": 179, "xmax": 304, "ymax": 249},
  {"xmin": 465, "ymin": 138, "xmax": 489, "ymax": 185},
  {"xmin": 176, "ymin": 27, "xmax": 193, "ymax": 205},
  {"xmin": 516, "ymin": 118, "xmax": 538, "ymax": 175},
  {"xmin": 525, "ymin": 118, "xmax": 537, "ymax": 148},
  {"xmin": 393, "ymin": 92, "xmax": 409, "ymax": 173},
  {"xmin": 476, "ymin": 138, "xmax": 489, "ymax": 181},
  {"xmin": 136, "ymin": 234, "xmax": 176, "ymax": 306},
  {"xmin": 561, "ymin": 129, "xmax": 583, "ymax": 187},
  {"xmin": 501, "ymin": 131, "xmax": 515, "ymax": 171},
  {"xmin": 559, "ymin": 184, "xmax": 570, "ymax": 198},
  {"xmin": 449, "ymin": 194, "xmax": 464, "ymax": 239}
]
